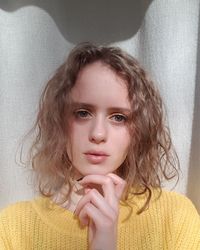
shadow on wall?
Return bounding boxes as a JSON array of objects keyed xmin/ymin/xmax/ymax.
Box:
[
  {"xmin": 0, "ymin": 0, "xmax": 153, "ymax": 44},
  {"xmin": 187, "ymin": 12, "xmax": 200, "ymax": 213}
]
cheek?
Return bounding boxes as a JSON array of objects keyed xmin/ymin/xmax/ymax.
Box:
[
  {"xmin": 118, "ymin": 134, "xmax": 130, "ymax": 165},
  {"xmin": 70, "ymin": 121, "xmax": 88, "ymax": 137},
  {"xmin": 119, "ymin": 129, "xmax": 131, "ymax": 147},
  {"xmin": 112, "ymin": 129, "xmax": 131, "ymax": 156},
  {"xmin": 67, "ymin": 124, "xmax": 88, "ymax": 154}
]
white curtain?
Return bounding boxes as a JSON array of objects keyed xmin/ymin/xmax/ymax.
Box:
[{"xmin": 0, "ymin": 0, "xmax": 199, "ymax": 212}]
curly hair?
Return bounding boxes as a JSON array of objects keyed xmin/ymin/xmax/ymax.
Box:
[{"xmin": 25, "ymin": 42, "xmax": 179, "ymax": 214}]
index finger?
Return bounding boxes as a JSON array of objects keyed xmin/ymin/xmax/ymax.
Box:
[
  {"xmin": 79, "ymin": 175, "xmax": 118, "ymax": 207},
  {"xmin": 106, "ymin": 173, "xmax": 127, "ymax": 200}
]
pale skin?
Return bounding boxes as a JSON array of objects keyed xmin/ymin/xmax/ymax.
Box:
[
  {"xmin": 64, "ymin": 61, "xmax": 131, "ymax": 249},
  {"xmin": 75, "ymin": 174, "xmax": 126, "ymax": 250}
]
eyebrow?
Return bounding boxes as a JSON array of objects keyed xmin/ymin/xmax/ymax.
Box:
[{"xmin": 71, "ymin": 102, "xmax": 131, "ymax": 114}]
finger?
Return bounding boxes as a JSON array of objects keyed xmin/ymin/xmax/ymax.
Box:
[
  {"xmin": 88, "ymin": 219, "xmax": 95, "ymax": 244},
  {"xmin": 106, "ymin": 173, "xmax": 127, "ymax": 200},
  {"xmin": 74, "ymin": 188, "xmax": 116, "ymax": 220},
  {"xmin": 85, "ymin": 187, "xmax": 91, "ymax": 194},
  {"xmin": 79, "ymin": 175, "xmax": 118, "ymax": 208},
  {"xmin": 78, "ymin": 202, "xmax": 117, "ymax": 230}
]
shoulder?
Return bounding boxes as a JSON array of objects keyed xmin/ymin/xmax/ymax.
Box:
[
  {"xmin": 0, "ymin": 199, "xmax": 34, "ymax": 243},
  {"xmin": 0, "ymin": 198, "xmax": 43, "ymax": 248},
  {"xmin": 0, "ymin": 197, "xmax": 40, "ymax": 229},
  {"xmin": 127, "ymin": 188, "xmax": 199, "ymax": 223},
  {"xmin": 0, "ymin": 199, "xmax": 33, "ymax": 218},
  {"xmin": 155, "ymin": 189, "xmax": 200, "ymax": 248},
  {"xmin": 128, "ymin": 187, "xmax": 199, "ymax": 213},
  {"xmin": 153, "ymin": 189, "xmax": 200, "ymax": 239},
  {"xmin": 152, "ymin": 188, "xmax": 199, "ymax": 214}
]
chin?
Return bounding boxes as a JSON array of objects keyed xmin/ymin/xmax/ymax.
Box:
[{"xmin": 80, "ymin": 168, "xmax": 114, "ymax": 177}]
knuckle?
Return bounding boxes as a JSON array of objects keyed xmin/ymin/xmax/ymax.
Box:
[
  {"xmin": 110, "ymin": 209, "xmax": 119, "ymax": 221},
  {"xmin": 104, "ymin": 176, "xmax": 112, "ymax": 185},
  {"xmin": 103, "ymin": 218, "xmax": 115, "ymax": 229},
  {"xmin": 105, "ymin": 220, "xmax": 112, "ymax": 228},
  {"xmin": 120, "ymin": 178, "xmax": 126, "ymax": 185},
  {"xmin": 90, "ymin": 188, "xmax": 98, "ymax": 197},
  {"xmin": 119, "ymin": 180, "xmax": 127, "ymax": 190},
  {"xmin": 84, "ymin": 203, "xmax": 92, "ymax": 211}
]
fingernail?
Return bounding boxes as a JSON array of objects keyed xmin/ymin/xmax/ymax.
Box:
[
  {"xmin": 77, "ymin": 177, "xmax": 83, "ymax": 182},
  {"xmin": 85, "ymin": 188, "xmax": 91, "ymax": 194}
]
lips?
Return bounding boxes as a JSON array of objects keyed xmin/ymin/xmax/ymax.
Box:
[{"xmin": 84, "ymin": 151, "xmax": 109, "ymax": 164}]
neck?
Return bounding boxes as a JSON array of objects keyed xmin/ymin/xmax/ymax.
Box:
[{"xmin": 52, "ymin": 179, "xmax": 85, "ymax": 212}]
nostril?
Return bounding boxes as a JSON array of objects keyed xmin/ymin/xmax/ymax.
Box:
[{"xmin": 89, "ymin": 119, "xmax": 107, "ymax": 142}]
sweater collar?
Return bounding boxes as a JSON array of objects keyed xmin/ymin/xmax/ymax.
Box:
[
  {"xmin": 31, "ymin": 196, "xmax": 88, "ymax": 236},
  {"xmin": 31, "ymin": 193, "xmax": 141, "ymax": 234}
]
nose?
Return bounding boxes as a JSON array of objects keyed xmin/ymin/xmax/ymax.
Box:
[{"xmin": 89, "ymin": 116, "xmax": 107, "ymax": 144}]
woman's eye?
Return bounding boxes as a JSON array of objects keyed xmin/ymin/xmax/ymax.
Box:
[
  {"xmin": 111, "ymin": 114, "xmax": 127, "ymax": 123},
  {"xmin": 75, "ymin": 110, "xmax": 91, "ymax": 119}
]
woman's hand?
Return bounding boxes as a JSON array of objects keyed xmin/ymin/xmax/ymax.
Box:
[{"xmin": 74, "ymin": 173, "xmax": 126, "ymax": 250}]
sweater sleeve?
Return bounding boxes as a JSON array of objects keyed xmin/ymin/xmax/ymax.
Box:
[
  {"xmin": 174, "ymin": 195, "xmax": 200, "ymax": 250},
  {"xmin": 0, "ymin": 210, "xmax": 12, "ymax": 249},
  {"xmin": 0, "ymin": 234, "xmax": 9, "ymax": 250}
]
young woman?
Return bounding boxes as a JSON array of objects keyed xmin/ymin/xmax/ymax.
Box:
[{"xmin": 0, "ymin": 43, "xmax": 199, "ymax": 249}]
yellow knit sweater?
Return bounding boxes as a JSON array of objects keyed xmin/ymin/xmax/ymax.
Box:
[{"xmin": 0, "ymin": 189, "xmax": 199, "ymax": 250}]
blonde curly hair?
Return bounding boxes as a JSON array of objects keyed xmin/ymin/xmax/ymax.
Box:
[{"xmin": 24, "ymin": 42, "xmax": 179, "ymax": 214}]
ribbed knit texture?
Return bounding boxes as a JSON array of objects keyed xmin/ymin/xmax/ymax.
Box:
[{"xmin": 0, "ymin": 189, "xmax": 199, "ymax": 249}]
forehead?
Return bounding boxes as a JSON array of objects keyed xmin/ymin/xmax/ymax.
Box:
[{"xmin": 70, "ymin": 61, "xmax": 130, "ymax": 109}]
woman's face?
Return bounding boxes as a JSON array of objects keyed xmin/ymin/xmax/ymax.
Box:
[{"xmin": 67, "ymin": 61, "xmax": 131, "ymax": 179}]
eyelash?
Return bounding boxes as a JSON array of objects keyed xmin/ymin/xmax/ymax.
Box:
[
  {"xmin": 110, "ymin": 114, "xmax": 127, "ymax": 123},
  {"xmin": 74, "ymin": 109, "xmax": 128, "ymax": 123},
  {"xmin": 74, "ymin": 110, "xmax": 91, "ymax": 119}
]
